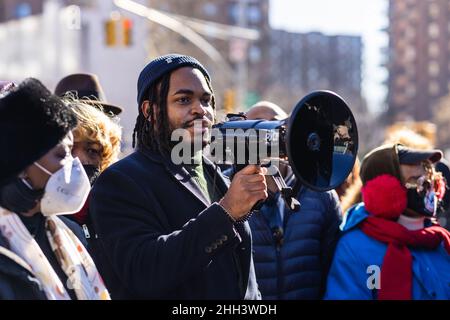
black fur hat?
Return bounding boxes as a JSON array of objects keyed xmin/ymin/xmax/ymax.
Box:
[{"xmin": 0, "ymin": 78, "xmax": 77, "ymax": 186}]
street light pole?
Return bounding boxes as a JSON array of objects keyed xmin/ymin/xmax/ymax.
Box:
[{"xmin": 236, "ymin": 0, "xmax": 248, "ymax": 110}]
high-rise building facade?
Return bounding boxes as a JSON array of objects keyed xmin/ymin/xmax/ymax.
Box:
[
  {"xmin": 147, "ymin": 0, "xmax": 363, "ymax": 112},
  {"xmin": 270, "ymin": 30, "xmax": 362, "ymax": 96},
  {"xmin": 0, "ymin": 0, "xmax": 44, "ymax": 22},
  {"xmin": 387, "ymin": 0, "xmax": 450, "ymax": 121},
  {"xmin": 268, "ymin": 29, "xmax": 363, "ymax": 112}
]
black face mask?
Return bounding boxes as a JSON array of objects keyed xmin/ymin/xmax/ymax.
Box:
[
  {"xmin": 406, "ymin": 188, "xmax": 437, "ymax": 217},
  {"xmin": 83, "ymin": 165, "xmax": 101, "ymax": 186},
  {"xmin": 436, "ymin": 185, "xmax": 450, "ymax": 216},
  {"xmin": 0, "ymin": 178, "xmax": 45, "ymax": 214}
]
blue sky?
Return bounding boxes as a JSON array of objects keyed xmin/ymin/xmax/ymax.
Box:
[{"xmin": 269, "ymin": 0, "xmax": 388, "ymax": 113}]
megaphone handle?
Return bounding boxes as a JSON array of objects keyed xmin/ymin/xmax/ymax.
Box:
[
  {"xmin": 270, "ymin": 168, "xmax": 301, "ymax": 212},
  {"xmin": 251, "ymin": 200, "xmax": 264, "ymax": 211}
]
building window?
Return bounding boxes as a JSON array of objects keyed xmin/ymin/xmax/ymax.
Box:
[
  {"xmin": 404, "ymin": 46, "xmax": 416, "ymax": 61},
  {"xmin": 249, "ymin": 45, "xmax": 261, "ymax": 63},
  {"xmin": 406, "ymin": 64, "xmax": 415, "ymax": 76},
  {"xmin": 228, "ymin": 3, "xmax": 238, "ymax": 24},
  {"xmin": 247, "ymin": 6, "xmax": 261, "ymax": 24},
  {"xmin": 428, "ymin": 61, "xmax": 440, "ymax": 77},
  {"xmin": 203, "ymin": 3, "xmax": 218, "ymax": 17},
  {"xmin": 397, "ymin": 1, "xmax": 407, "ymax": 12},
  {"xmin": 405, "ymin": 28, "xmax": 415, "ymax": 40},
  {"xmin": 397, "ymin": 38, "xmax": 407, "ymax": 50},
  {"xmin": 405, "ymin": 84, "xmax": 416, "ymax": 98},
  {"xmin": 428, "ymin": 23, "xmax": 439, "ymax": 39},
  {"xmin": 394, "ymin": 94, "xmax": 407, "ymax": 105},
  {"xmin": 159, "ymin": 3, "xmax": 170, "ymax": 11},
  {"xmin": 409, "ymin": 9, "xmax": 419, "ymax": 22},
  {"xmin": 429, "ymin": 3, "xmax": 439, "ymax": 18},
  {"xmin": 429, "ymin": 81, "xmax": 440, "ymax": 95},
  {"xmin": 428, "ymin": 42, "xmax": 439, "ymax": 58},
  {"xmin": 396, "ymin": 75, "xmax": 408, "ymax": 87}
]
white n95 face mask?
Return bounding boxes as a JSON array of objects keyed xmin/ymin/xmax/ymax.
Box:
[{"xmin": 34, "ymin": 157, "xmax": 91, "ymax": 216}]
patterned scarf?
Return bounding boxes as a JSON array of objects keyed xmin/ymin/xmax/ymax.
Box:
[{"xmin": 0, "ymin": 207, "xmax": 110, "ymax": 300}]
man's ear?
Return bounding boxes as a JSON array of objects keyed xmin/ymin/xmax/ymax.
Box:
[{"xmin": 141, "ymin": 100, "xmax": 151, "ymax": 119}]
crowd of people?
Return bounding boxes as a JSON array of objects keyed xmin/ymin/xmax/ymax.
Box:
[{"xmin": 0, "ymin": 53, "xmax": 449, "ymax": 300}]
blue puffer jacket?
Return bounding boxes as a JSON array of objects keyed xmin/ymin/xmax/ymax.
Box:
[
  {"xmin": 249, "ymin": 178, "xmax": 342, "ymax": 300},
  {"xmin": 324, "ymin": 204, "xmax": 450, "ymax": 300}
]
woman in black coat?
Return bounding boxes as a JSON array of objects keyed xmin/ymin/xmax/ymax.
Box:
[{"xmin": 0, "ymin": 79, "xmax": 109, "ymax": 300}]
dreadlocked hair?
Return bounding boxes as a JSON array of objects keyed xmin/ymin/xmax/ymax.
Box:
[{"xmin": 132, "ymin": 70, "xmax": 216, "ymax": 155}]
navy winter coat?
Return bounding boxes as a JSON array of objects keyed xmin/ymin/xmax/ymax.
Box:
[
  {"xmin": 249, "ymin": 175, "xmax": 342, "ymax": 299},
  {"xmin": 89, "ymin": 147, "xmax": 260, "ymax": 300}
]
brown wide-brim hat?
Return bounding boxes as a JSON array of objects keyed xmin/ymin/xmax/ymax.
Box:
[
  {"xmin": 0, "ymin": 81, "xmax": 16, "ymax": 94},
  {"xmin": 55, "ymin": 73, "xmax": 123, "ymax": 116}
]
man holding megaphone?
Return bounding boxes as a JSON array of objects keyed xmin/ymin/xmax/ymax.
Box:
[
  {"xmin": 89, "ymin": 54, "xmax": 265, "ymax": 299},
  {"xmin": 89, "ymin": 54, "xmax": 359, "ymax": 300}
]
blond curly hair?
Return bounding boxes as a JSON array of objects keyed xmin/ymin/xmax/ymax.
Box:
[
  {"xmin": 384, "ymin": 121, "xmax": 436, "ymax": 149},
  {"xmin": 384, "ymin": 128, "xmax": 433, "ymax": 150},
  {"xmin": 64, "ymin": 96, "xmax": 122, "ymax": 172}
]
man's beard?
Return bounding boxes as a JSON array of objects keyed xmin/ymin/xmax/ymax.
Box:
[{"xmin": 168, "ymin": 118, "xmax": 212, "ymax": 151}]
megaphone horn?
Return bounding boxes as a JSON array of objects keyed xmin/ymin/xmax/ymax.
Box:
[
  {"xmin": 286, "ymin": 90, "xmax": 358, "ymax": 192},
  {"xmin": 211, "ymin": 90, "xmax": 359, "ymax": 207}
]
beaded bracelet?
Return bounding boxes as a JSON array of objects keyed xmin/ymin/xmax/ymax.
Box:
[{"xmin": 217, "ymin": 202, "xmax": 254, "ymax": 224}]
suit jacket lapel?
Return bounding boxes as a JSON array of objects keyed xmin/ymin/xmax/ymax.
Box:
[
  {"xmin": 166, "ymin": 162, "xmax": 211, "ymax": 207},
  {"xmin": 139, "ymin": 148, "xmax": 211, "ymax": 207},
  {"xmin": 203, "ymin": 156, "xmax": 230, "ymax": 199}
]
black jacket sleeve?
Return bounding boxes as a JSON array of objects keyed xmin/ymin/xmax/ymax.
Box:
[{"xmin": 89, "ymin": 168, "xmax": 240, "ymax": 298}]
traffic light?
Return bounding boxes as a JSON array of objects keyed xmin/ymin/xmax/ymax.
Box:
[
  {"xmin": 105, "ymin": 19, "xmax": 117, "ymax": 47},
  {"xmin": 223, "ymin": 89, "xmax": 235, "ymax": 114},
  {"xmin": 105, "ymin": 15, "xmax": 133, "ymax": 47},
  {"xmin": 122, "ymin": 18, "xmax": 133, "ymax": 46}
]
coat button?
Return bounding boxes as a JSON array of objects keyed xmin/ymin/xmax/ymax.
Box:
[
  {"xmin": 205, "ymin": 247, "xmax": 212, "ymax": 253},
  {"xmin": 211, "ymin": 243, "xmax": 218, "ymax": 250},
  {"xmin": 221, "ymin": 235, "xmax": 228, "ymax": 241}
]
